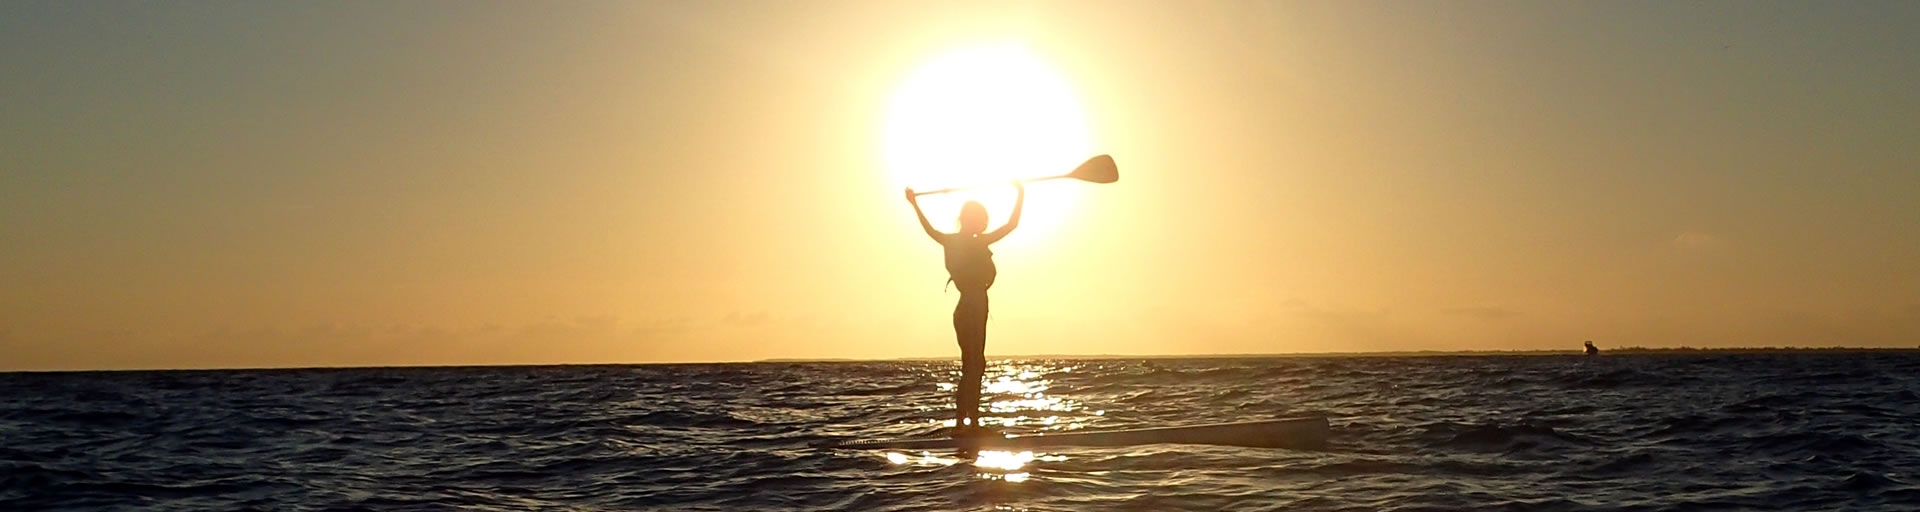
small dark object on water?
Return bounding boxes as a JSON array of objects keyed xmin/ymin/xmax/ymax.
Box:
[{"xmin": 1585, "ymin": 341, "xmax": 1600, "ymax": 356}]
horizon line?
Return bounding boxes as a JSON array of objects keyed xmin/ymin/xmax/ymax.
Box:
[{"xmin": 7, "ymin": 345, "xmax": 1919, "ymax": 374}]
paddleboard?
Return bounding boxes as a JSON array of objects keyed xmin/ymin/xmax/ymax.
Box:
[{"xmin": 828, "ymin": 416, "xmax": 1329, "ymax": 450}]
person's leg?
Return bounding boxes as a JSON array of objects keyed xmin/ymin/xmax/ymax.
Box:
[
  {"xmin": 960, "ymin": 330, "xmax": 985, "ymax": 428},
  {"xmin": 953, "ymin": 295, "xmax": 989, "ymax": 429}
]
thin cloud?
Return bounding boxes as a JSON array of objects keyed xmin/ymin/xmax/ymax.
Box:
[
  {"xmin": 1440, "ymin": 306, "xmax": 1522, "ymax": 321},
  {"xmin": 721, "ymin": 311, "xmax": 772, "ymax": 327}
]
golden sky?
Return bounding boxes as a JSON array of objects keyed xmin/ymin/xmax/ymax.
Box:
[{"xmin": 3, "ymin": 2, "xmax": 1917, "ymax": 370}]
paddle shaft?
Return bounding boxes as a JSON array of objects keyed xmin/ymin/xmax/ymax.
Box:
[{"xmin": 911, "ymin": 174, "xmax": 1070, "ymax": 197}]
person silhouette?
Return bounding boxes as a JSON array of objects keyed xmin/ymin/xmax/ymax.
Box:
[
  {"xmin": 904, "ymin": 182, "xmax": 1024, "ymax": 438},
  {"xmin": 1585, "ymin": 340, "xmax": 1600, "ymax": 356}
]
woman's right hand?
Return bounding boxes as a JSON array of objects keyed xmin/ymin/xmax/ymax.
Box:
[{"xmin": 903, "ymin": 187, "xmax": 918, "ymax": 204}]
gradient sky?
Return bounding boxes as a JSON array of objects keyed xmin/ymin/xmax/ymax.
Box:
[{"xmin": 3, "ymin": 1, "xmax": 1917, "ymax": 370}]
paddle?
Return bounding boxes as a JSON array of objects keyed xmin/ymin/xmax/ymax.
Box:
[{"xmin": 910, "ymin": 154, "xmax": 1118, "ymax": 197}]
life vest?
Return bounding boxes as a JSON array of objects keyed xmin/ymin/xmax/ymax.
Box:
[{"xmin": 942, "ymin": 237, "xmax": 996, "ymax": 293}]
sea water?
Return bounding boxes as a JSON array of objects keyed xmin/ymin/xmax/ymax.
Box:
[{"xmin": 4, "ymin": 353, "xmax": 1918, "ymax": 511}]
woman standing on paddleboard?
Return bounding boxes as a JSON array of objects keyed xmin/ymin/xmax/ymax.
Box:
[{"xmin": 904, "ymin": 182, "xmax": 1023, "ymax": 438}]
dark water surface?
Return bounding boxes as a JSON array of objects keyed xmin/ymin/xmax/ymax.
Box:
[{"xmin": 4, "ymin": 354, "xmax": 1919, "ymax": 511}]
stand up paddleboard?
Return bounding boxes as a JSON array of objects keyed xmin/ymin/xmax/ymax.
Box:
[{"xmin": 828, "ymin": 416, "xmax": 1330, "ymax": 451}]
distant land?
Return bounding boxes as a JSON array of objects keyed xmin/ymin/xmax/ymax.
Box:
[
  {"xmin": 10, "ymin": 347, "xmax": 1918, "ymax": 374},
  {"xmin": 758, "ymin": 346, "xmax": 1920, "ymax": 363}
]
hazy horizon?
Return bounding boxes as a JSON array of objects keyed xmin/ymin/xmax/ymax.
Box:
[
  {"xmin": 4, "ymin": 1, "xmax": 1917, "ymax": 371},
  {"xmin": 16, "ymin": 345, "xmax": 1920, "ymax": 373}
]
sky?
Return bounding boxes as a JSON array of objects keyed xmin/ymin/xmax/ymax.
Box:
[{"xmin": 2, "ymin": 1, "xmax": 1917, "ymax": 370}]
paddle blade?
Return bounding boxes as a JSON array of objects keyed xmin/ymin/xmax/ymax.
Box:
[{"xmin": 1067, "ymin": 154, "xmax": 1118, "ymax": 184}]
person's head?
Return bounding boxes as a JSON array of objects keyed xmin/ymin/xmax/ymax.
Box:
[{"xmin": 957, "ymin": 200, "xmax": 990, "ymax": 234}]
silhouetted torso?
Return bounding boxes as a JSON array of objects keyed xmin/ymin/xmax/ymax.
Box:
[{"xmin": 942, "ymin": 235, "xmax": 996, "ymax": 294}]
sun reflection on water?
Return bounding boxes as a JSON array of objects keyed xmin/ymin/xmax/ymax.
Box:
[
  {"xmin": 984, "ymin": 375, "xmax": 1046, "ymax": 395},
  {"xmin": 882, "ymin": 449, "xmax": 1061, "ymax": 484},
  {"xmin": 974, "ymin": 450, "xmax": 1034, "ymax": 471},
  {"xmin": 888, "ymin": 362, "xmax": 1099, "ymax": 483},
  {"xmin": 929, "ymin": 363, "xmax": 1091, "ymax": 430},
  {"xmin": 884, "ymin": 451, "xmax": 959, "ymax": 466}
]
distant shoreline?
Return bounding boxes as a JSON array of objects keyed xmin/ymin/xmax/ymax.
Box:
[
  {"xmin": 8, "ymin": 346, "xmax": 1918, "ymax": 373},
  {"xmin": 763, "ymin": 346, "xmax": 1920, "ymax": 363}
]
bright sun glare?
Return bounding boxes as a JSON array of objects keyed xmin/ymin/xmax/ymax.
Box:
[{"xmin": 884, "ymin": 43, "xmax": 1093, "ymax": 236}]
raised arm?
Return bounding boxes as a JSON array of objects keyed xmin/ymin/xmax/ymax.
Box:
[
  {"xmin": 905, "ymin": 188, "xmax": 946, "ymax": 242},
  {"xmin": 982, "ymin": 181, "xmax": 1024, "ymax": 244}
]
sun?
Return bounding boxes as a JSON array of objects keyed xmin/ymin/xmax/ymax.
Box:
[{"xmin": 883, "ymin": 43, "xmax": 1093, "ymax": 238}]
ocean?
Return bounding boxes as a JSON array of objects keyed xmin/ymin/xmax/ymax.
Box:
[{"xmin": 3, "ymin": 353, "xmax": 1918, "ymax": 511}]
